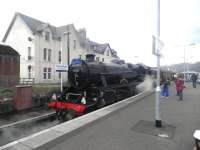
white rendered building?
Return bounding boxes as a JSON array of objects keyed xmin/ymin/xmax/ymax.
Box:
[{"xmin": 2, "ymin": 12, "xmax": 119, "ymax": 83}]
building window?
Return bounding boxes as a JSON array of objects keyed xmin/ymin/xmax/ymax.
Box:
[
  {"xmin": 43, "ymin": 67, "xmax": 51, "ymax": 79},
  {"xmin": 44, "ymin": 48, "xmax": 47, "ymax": 60},
  {"xmin": 96, "ymin": 57, "xmax": 100, "ymax": 62},
  {"xmin": 45, "ymin": 32, "xmax": 50, "ymax": 41},
  {"xmin": 59, "ymin": 51, "xmax": 61, "ymax": 62},
  {"xmin": 28, "ymin": 37, "xmax": 32, "ymax": 41},
  {"xmin": 28, "ymin": 65, "xmax": 31, "ymax": 78},
  {"xmin": 93, "ymin": 45, "xmax": 97, "ymax": 50},
  {"xmin": 106, "ymin": 50, "xmax": 109, "ymax": 56},
  {"xmin": 73, "ymin": 40, "xmax": 76, "ymax": 50},
  {"xmin": 102, "ymin": 58, "xmax": 104, "ymax": 62},
  {"xmin": 43, "ymin": 68, "xmax": 47, "ymax": 79},
  {"xmin": 48, "ymin": 68, "xmax": 51, "ymax": 79},
  {"xmin": 79, "ymin": 55, "xmax": 82, "ymax": 59},
  {"xmin": 28, "ymin": 47, "xmax": 32, "ymax": 60},
  {"xmin": 44, "ymin": 48, "xmax": 51, "ymax": 62},
  {"xmin": 58, "ymin": 72, "xmax": 61, "ymax": 79},
  {"xmin": 48, "ymin": 49, "xmax": 51, "ymax": 62}
]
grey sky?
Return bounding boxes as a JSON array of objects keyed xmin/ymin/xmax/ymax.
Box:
[{"xmin": 0, "ymin": 0, "xmax": 199, "ymax": 66}]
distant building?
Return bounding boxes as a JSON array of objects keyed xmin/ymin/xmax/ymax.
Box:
[
  {"xmin": 0, "ymin": 44, "xmax": 20, "ymax": 87},
  {"xmin": 2, "ymin": 12, "xmax": 119, "ymax": 83}
]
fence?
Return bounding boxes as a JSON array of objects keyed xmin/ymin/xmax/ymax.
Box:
[{"xmin": 20, "ymin": 78, "xmax": 35, "ymax": 85}]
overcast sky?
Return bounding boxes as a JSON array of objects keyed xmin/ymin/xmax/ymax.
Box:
[{"xmin": 0, "ymin": 0, "xmax": 200, "ymax": 67}]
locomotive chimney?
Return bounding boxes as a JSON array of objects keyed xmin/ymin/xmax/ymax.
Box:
[{"xmin": 86, "ymin": 54, "xmax": 95, "ymax": 62}]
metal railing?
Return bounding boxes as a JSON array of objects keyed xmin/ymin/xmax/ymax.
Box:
[{"xmin": 20, "ymin": 78, "xmax": 35, "ymax": 85}]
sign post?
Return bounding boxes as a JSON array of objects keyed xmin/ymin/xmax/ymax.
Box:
[
  {"xmin": 55, "ymin": 64, "xmax": 68, "ymax": 93},
  {"xmin": 55, "ymin": 64, "xmax": 68, "ymax": 72}
]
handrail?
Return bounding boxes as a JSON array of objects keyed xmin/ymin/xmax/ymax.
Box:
[{"xmin": 19, "ymin": 78, "xmax": 35, "ymax": 85}]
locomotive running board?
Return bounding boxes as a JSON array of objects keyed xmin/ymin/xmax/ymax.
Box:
[{"xmin": 0, "ymin": 90, "xmax": 154, "ymax": 150}]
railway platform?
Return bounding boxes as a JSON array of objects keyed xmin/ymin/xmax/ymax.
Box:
[{"xmin": 1, "ymin": 83, "xmax": 200, "ymax": 150}]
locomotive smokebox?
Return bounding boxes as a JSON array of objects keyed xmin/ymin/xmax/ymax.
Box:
[{"xmin": 86, "ymin": 54, "xmax": 95, "ymax": 62}]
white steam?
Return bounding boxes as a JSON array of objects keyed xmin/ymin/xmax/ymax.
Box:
[{"xmin": 136, "ymin": 75, "xmax": 154, "ymax": 92}]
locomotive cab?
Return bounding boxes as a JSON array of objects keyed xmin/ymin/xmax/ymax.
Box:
[{"xmin": 68, "ymin": 58, "xmax": 89, "ymax": 89}]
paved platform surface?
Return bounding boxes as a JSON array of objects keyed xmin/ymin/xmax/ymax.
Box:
[{"xmin": 49, "ymin": 83, "xmax": 200, "ymax": 150}]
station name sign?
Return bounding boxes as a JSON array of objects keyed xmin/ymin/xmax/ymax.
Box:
[
  {"xmin": 55, "ymin": 64, "xmax": 68, "ymax": 72},
  {"xmin": 152, "ymin": 35, "xmax": 164, "ymax": 56}
]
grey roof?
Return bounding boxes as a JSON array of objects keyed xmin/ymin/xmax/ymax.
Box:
[
  {"xmin": 2, "ymin": 12, "xmax": 119, "ymax": 58},
  {"xmin": 18, "ymin": 13, "xmax": 44, "ymax": 33},
  {"xmin": 3, "ymin": 12, "xmax": 61, "ymax": 41},
  {"xmin": 0, "ymin": 44, "xmax": 19, "ymax": 56},
  {"xmin": 88, "ymin": 40, "xmax": 118, "ymax": 58},
  {"xmin": 19, "ymin": 13, "xmax": 61, "ymax": 40}
]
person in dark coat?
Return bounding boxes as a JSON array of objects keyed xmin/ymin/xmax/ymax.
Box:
[{"xmin": 191, "ymin": 73, "xmax": 197, "ymax": 88}]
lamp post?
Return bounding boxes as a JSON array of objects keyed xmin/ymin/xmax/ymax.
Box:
[
  {"xmin": 184, "ymin": 46, "xmax": 186, "ymax": 81},
  {"xmin": 60, "ymin": 31, "xmax": 71, "ymax": 93},
  {"xmin": 67, "ymin": 32, "xmax": 71, "ymax": 66},
  {"xmin": 183, "ymin": 43, "xmax": 195, "ymax": 81},
  {"xmin": 187, "ymin": 56, "xmax": 194, "ymax": 72},
  {"xmin": 155, "ymin": 0, "xmax": 162, "ymax": 128}
]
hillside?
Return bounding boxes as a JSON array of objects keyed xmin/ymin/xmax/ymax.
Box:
[{"xmin": 163, "ymin": 62, "xmax": 200, "ymax": 72}]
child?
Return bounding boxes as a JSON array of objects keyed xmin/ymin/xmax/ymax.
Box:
[{"xmin": 161, "ymin": 79, "xmax": 169, "ymax": 98}]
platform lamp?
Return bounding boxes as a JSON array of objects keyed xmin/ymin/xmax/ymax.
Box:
[
  {"xmin": 183, "ymin": 43, "xmax": 195, "ymax": 81},
  {"xmin": 60, "ymin": 31, "xmax": 71, "ymax": 93}
]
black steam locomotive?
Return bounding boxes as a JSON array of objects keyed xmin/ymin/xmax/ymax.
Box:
[
  {"xmin": 48, "ymin": 54, "xmax": 151, "ymax": 121},
  {"xmin": 67, "ymin": 54, "xmax": 151, "ymax": 106}
]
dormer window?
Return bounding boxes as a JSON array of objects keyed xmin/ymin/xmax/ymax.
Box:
[{"xmin": 45, "ymin": 31, "xmax": 50, "ymax": 41}]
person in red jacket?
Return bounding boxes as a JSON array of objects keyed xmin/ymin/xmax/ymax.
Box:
[{"xmin": 175, "ymin": 77, "xmax": 185, "ymax": 100}]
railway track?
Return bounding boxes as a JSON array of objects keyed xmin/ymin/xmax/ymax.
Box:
[
  {"xmin": 0, "ymin": 112, "xmax": 58, "ymax": 146},
  {"xmin": 0, "ymin": 91, "xmax": 141, "ymax": 147}
]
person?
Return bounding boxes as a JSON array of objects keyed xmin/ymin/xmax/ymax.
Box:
[
  {"xmin": 81, "ymin": 96, "xmax": 86, "ymax": 104},
  {"xmin": 161, "ymin": 79, "xmax": 169, "ymax": 98},
  {"xmin": 191, "ymin": 73, "xmax": 197, "ymax": 88},
  {"xmin": 174, "ymin": 74, "xmax": 179, "ymax": 96},
  {"xmin": 81, "ymin": 91, "xmax": 87, "ymax": 104},
  {"xmin": 52, "ymin": 93, "xmax": 57, "ymax": 100},
  {"xmin": 175, "ymin": 76, "xmax": 185, "ymax": 100}
]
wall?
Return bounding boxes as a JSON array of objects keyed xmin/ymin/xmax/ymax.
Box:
[
  {"xmin": 4, "ymin": 15, "xmax": 35, "ymax": 79},
  {"xmin": 34, "ymin": 28, "xmax": 61, "ymax": 83},
  {"xmin": 0, "ymin": 55, "xmax": 20, "ymax": 87}
]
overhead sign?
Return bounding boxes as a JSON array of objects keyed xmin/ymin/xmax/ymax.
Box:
[
  {"xmin": 152, "ymin": 35, "xmax": 164, "ymax": 56},
  {"xmin": 55, "ymin": 64, "xmax": 68, "ymax": 72}
]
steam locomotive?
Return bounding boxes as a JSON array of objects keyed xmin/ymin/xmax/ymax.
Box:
[{"xmin": 48, "ymin": 54, "xmax": 152, "ymax": 121}]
